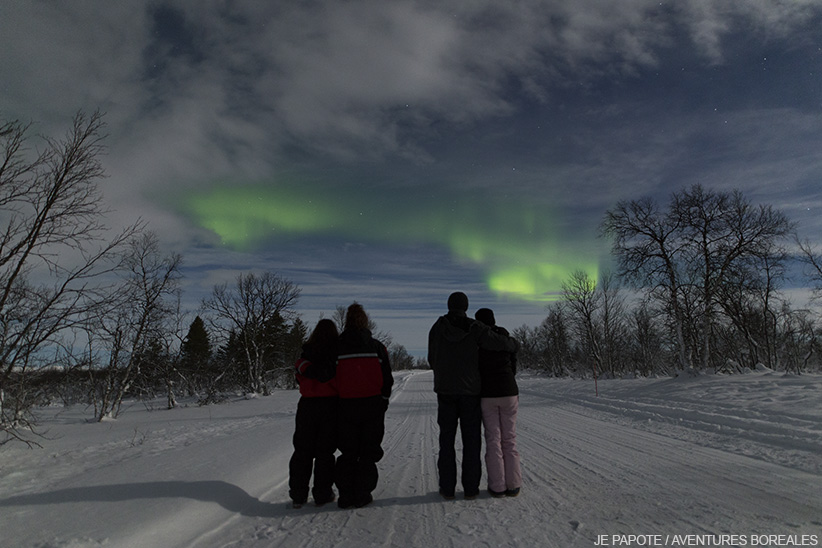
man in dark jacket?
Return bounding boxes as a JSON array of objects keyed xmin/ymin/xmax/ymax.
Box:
[
  {"xmin": 334, "ymin": 303, "xmax": 394, "ymax": 509},
  {"xmin": 427, "ymin": 292, "xmax": 518, "ymax": 500}
]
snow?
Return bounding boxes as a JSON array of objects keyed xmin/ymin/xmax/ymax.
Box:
[{"xmin": 1, "ymin": 370, "xmax": 821, "ymax": 548}]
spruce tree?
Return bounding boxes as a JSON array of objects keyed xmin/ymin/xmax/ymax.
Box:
[{"xmin": 180, "ymin": 316, "xmax": 212, "ymax": 388}]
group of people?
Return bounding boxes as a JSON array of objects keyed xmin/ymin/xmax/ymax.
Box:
[
  {"xmin": 428, "ymin": 291, "xmax": 522, "ymax": 499},
  {"xmin": 288, "ymin": 292, "xmax": 521, "ymax": 509},
  {"xmin": 289, "ymin": 303, "xmax": 393, "ymax": 509}
]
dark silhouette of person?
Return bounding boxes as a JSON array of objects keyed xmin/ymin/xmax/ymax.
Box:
[
  {"xmin": 476, "ymin": 307, "xmax": 522, "ymax": 498},
  {"xmin": 334, "ymin": 303, "xmax": 394, "ymax": 509},
  {"xmin": 289, "ymin": 319, "xmax": 339, "ymax": 508},
  {"xmin": 428, "ymin": 292, "xmax": 518, "ymax": 500}
]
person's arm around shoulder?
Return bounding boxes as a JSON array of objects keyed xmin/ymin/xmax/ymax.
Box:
[
  {"xmin": 496, "ymin": 326, "xmax": 518, "ymax": 375},
  {"xmin": 496, "ymin": 325, "xmax": 520, "ymax": 357},
  {"xmin": 295, "ymin": 356, "xmax": 336, "ymax": 383},
  {"xmin": 474, "ymin": 321, "xmax": 519, "ymax": 353}
]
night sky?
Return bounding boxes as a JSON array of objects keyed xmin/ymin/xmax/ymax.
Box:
[{"xmin": 3, "ymin": 1, "xmax": 821, "ymax": 354}]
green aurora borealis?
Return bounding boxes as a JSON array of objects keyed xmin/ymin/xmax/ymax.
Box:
[{"xmin": 185, "ymin": 183, "xmax": 600, "ymax": 302}]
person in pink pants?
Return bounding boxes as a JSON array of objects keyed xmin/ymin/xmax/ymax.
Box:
[{"xmin": 476, "ymin": 308, "xmax": 522, "ymax": 497}]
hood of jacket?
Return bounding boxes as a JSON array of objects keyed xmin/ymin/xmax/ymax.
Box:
[{"xmin": 434, "ymin": 311, "xmax": 475, "ymax": 341}]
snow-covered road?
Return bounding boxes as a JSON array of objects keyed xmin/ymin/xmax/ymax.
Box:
[{"xmin": 1, "ymin": 370, "xmax": 820, "ymax": 547}]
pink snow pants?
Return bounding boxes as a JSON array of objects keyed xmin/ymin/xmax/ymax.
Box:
[{"xmin": 480, "ymin": 396, "xmax": 522, "ymax": 493}]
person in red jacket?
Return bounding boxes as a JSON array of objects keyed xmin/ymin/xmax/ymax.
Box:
[
  {"xmin": 334, "ymin": 303, "xmax": 394, "ymax": 509},
  {"xmin": 289, "ymin": 319, "xmax": 339, "ymax": 508}
]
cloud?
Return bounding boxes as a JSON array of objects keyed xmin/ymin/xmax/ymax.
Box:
[
  {"xmin": 676, "ymin": 0, "xmax": 822, "ymax": 61},
  {"xmin": 4, "ymin": 0, "xmax": 819, "ymax": 166},
  {"xmin": 0, "ymin": 2, "xmax": 150, "ymax": 128},
  {"xmin": 3, "ymin": 0, "xmax": 821, "ymax": 352}
]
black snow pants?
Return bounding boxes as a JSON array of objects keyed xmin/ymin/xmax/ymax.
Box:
[
  {"xmin": 288, "ymin": 396, "xmax": 338, "ymax": 504},
  {"xmin": 335, "ymin": 395, "xmax": 387, "ymax": 507}
]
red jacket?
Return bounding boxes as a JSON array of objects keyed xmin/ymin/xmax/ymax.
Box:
[
  {"xmin": 336, "ymin": 328, "xmax": 393, "ymax": 400},
  {"xmin": 295, "ymin": 357, "xmax": 338, "ymax": 397},
  {"xmin": 294, "ymin": 342, "xmax": 338, "ymax": 398}
]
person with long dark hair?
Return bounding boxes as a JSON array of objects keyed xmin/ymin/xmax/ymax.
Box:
[
  {"xmin": 334, "ymin": 303, "xmax": 394, "ymax": 509},
  {"xmin": 289, "ymin": 318, "xmax": 339, "ymax": 508}
]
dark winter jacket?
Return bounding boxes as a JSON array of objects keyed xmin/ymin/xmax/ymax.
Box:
[
  {"xmin": 336, "ymin": 328, "xmax": 393, "ymax": 400},
  {"xmin": 295, "ymin": 341, "xmax": 338, "ymax": 398},
  {"xmin": 428, "ymin": 310, "xmax": 519, "ymax": 396},
  {"xmin": 478, "ymin": 325, "xmax": 518, "ymax": 398}
]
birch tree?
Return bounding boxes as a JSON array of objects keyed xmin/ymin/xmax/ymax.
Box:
[
  {"xmin": 602, "ymin": 184, "xmax": 792, "ymax": 372},
  {"xmin": 0, "ymin": 112, "xmax": 139, "ymax": 444},
  {"xmin": 203, "ymin": 272, "xmax": 300, "ymax": 394}
]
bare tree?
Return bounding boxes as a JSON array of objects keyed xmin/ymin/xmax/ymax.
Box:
[
  {"xmin": 511, "ymin": 324, "xmax": 542, "ymax": 371},
  {"xmin": 628, "ymin": 302, "xmax": 668, "ymax": 376},
  {"xmin": 542, "ymin": 304, "xmax": 573, "ymax": 376},
  {"xmin": 88, "ymin": 232, "xmax": 182, "ymax": 420},
  {"xmin": 203, "ymin": 272, "xmax": 300, "ymax": 395},
  {"xmin": 601, "ymin": 195, "xmax": 692, "ymax": 370},
  {"xmin": 674, "ymin": 186, "xmax": 793, "ymax": 370},
  {"xmin": 602, "ymin": 184, "xmax": 793, "ymax": 372},
  {"xmin": 332, "ymin": 305, "xmax": 347, "ymax": 333},
  {"xmin": 0, "ymin": 112, "xmax": 140, "ymax": 444},
  {"xmin": 561, "ymin": 269, "xmax": 627, "ymax": 379},
  {"xmin": 797, "ymin": 237, "xmax": 822, "ymax": 300},
  {"xmin": 334, "ymin": 302, "xmax": 391, "ymax": 344},
  {"xmin": 598, "ymin": 271, "xmax": 628, "ymax": 377},
  {"xmin": 778, "ymin": 305, "xmax": 818, "ymax": 374},
  {"xmin": 388, "ymin": 342, "xmax": 415, "ymax": 370},
  {"xmin": 715, "ymin": 243, "xmax": 789, "ymax": 371},
  {"xmin": 562, "ymin": 269, "xmax": 603, "ymax": 381}
]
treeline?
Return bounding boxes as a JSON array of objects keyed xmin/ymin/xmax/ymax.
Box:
[
  {"xmin": 0, "ymin": 111, "xmax": 416, "ymax": 445},
  {"xmin": 514, "ymin": 185, "xmax": 822, "ymax": 378},
  {"xmin": 4, "ymin": 111, "xmax": 822, "ymax": 445}
]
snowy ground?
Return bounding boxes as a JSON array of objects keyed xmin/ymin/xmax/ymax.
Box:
[{"xmin": 1, "ymin": 370, "xmax": 821, "ymax": 548}]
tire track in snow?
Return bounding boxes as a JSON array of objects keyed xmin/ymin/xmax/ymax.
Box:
[
  {"xmin": 516, "ymin": 387, "xmax": 822, "ymax": 539},
  {"xmin": 521, "ymin": 383, "xmax": 822, "ymax": 473},
  {"xmin": 177, "ymin": 372, "xmax": 821, "ymax": 547},
  {"xmin": 202, "ymin": 371, "xmax": 443, "ymax": 548},
  {"xmin": 183, "ymin": 422, "xmax": 373, "ymax": 548},
  {"xmin": 379, "ymin": 372, "xmax": 573, "ymax": 548},
  {"xmin": 376, "ymin": 371, "xmax": 441, "ymax": 547}
]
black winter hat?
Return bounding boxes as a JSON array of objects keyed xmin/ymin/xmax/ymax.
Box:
[
  {"xmin": 475, "ymin": 308, "xmax": 496, "ymax": 326},
  {"xmin": 447, "ymin": 291, "xmax": 469, "ymax": 311}
]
